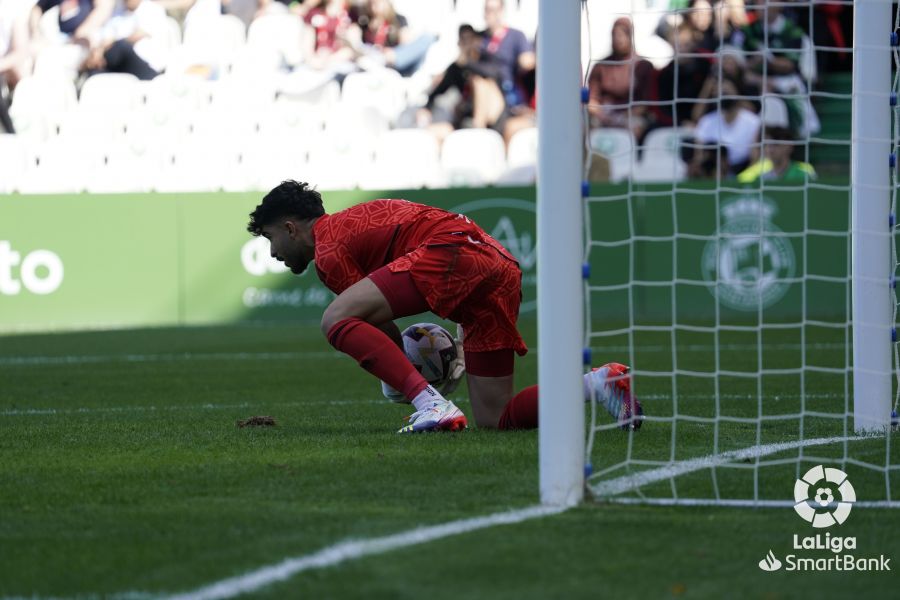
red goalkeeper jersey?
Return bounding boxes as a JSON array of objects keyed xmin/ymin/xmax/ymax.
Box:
[{"xmin": 312, "ymin": 199, "xmax": 516, "ymax": 295}]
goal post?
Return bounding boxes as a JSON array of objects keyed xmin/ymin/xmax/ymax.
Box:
[
  {"xmin": 537, "ymin": 0, "xmax": 585, "ymax": 506},
  {"xmin": 851, "ymin": 0, "xmax": 893, "ymax": 433}
]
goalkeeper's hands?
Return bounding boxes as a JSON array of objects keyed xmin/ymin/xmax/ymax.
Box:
[{"xmin": 437, "ymin": 335, "xmax": 466, "ymax": 395}]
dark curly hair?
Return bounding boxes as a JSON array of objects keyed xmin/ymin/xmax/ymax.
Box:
[{"xmin": 247, "ymin": 180, "xmax": 325, "ymax": 236}]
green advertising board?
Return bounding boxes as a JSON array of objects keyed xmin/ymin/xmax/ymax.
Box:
[{"xmin": 0, "ymin": 181, "xmax": 851, "ymax": 333}]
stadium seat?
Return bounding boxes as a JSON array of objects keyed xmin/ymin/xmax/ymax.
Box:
[
  {"xmin": 496, "ymin": 126, "xmax": 538, "ymax": 185},
  {"xmin": 57, "ymin": 107, "xmax": 128, "ymax": 142},
  {"xmin": 277, "ymin": 75, "xmax": 340, "ymax": 107},
  {"xmin": 358, "ymin": 129, "xmax": 442, "ymax": 190},
  {"xmin": 260, "ymin": 97, "xmax": 326, "ymax": 137},
  {"xmin": 306, "ymin": 133, "xmax": 374, "ymax": 191},
  {"xmin": 0, "ymin": 135, "xmax": 27, "ymax": 193},
  {"xmin": 246, "ymin": 14, "xmax": 313, "ymax": 69},
  {"xmin": 440, "ymin": 128, "xmax": 507, "ymax": 186},
  {"xmin": 154, "ymin": 136, "xmax": 242, "ymax": 193},
  {"xmin": 209, "ymin": 74, "xmax": 278, "ymax": 110},
  {"xmin": 188, "ymin": 108, "xmax": 259, "ymax": 139},
  {"xmin": 324, "ymin": 104, "xmax": 390, "ymax": 146},
  {"xmin": 9, "ymin": 75, "xmax": 78, "ymax": 140},
  {"xmin": 340, "ymin": 70, "xmax": 406, "ymax": 123},
  {"xmin": 589, "ymin": 128, "xmax": 637, "ymax": 183},
  {"xmin": 239, "ymin": 133, "xmax": 311, "ymax": 192},
  {"xmin": 506, "ymin": 127, "xmax": 538, "ymax": 169},
  {"xmin": 79, "ymin": 73, "xmax": 143, "ymax": 110},
  {"xmin": 176, "ymin": 14, "xmax": 247, "ymax": 75},
  {"xmin": 633, "ymin": 126, "xmax": 690, "ymax": 183},
  {"xmin": 32, "ymin": 44, "xmax": 84, "ymax": 79},
  {"xmin": 18, "ymin": 138, "xmax": 102, "ymax": 194},
  {"xmin": 391, "ymin": 0, "xmax": 453, "ymax": 34},
  {"xmin": 144, "ymin": 73, "xmax": 212, "ymax": 111},
  {"xmin": 85, "ymin": 139, "xmax": 162, "ymax": 194}
]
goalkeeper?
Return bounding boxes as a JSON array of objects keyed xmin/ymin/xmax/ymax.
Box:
[{"xmin": 247, "ymin": 180, "xmax": 642, "ymax": 433}]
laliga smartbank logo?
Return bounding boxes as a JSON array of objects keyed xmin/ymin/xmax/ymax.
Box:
[
  {"xmin": 793, "ymin": 465, "xmax": 855, "ymax": 528},
  {"xmin": 757, "ymin": 466, "xmax": 891, "ymax": 572},
  {"xmin": 0, "ymin": 241, "xmax": 64, "ymax": 295}
]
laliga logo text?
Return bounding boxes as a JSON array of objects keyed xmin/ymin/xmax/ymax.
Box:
[
  {"xmin": 757, "ymin": 466, "xmax": 891, "ymax": 572},
  {"xmin": 0, "ymin": 241, "xmax": 64, "ymax": 295}
]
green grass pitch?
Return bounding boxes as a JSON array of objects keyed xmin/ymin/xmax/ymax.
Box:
[{"xmin": 2, "ymin": 320, "xmax": 899, "ymax": 599}]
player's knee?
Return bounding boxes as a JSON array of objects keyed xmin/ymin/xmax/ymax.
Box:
[{"xmin": 320, "ymin": 305, "xmax": 346, "ymax": 338}]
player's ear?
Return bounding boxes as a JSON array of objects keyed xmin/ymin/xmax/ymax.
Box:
[{"xmin": 284, "ymin": 220, "xmax": 297, "ymax": 237}]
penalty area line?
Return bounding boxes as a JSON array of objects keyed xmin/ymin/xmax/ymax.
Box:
[{"xmin": 165, "ymin": 504, "xmax": 567, "ymax": 600}]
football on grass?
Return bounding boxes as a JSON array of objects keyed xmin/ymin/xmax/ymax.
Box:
[{"xmin": 401, "ymin": 323, "xmax": 458, "ymax": 388}]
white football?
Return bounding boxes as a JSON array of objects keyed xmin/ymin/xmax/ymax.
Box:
[{"xmin": 401, "ymin": 322, "xmax": 458, "ymax": 387}]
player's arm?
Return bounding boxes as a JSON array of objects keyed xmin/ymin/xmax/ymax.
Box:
[{"xmin": 73, "ymin": 0, "xmax": 116, "ymax": 46}]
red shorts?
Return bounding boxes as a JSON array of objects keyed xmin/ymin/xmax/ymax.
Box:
[{"xmin": 371, "ymin": 232, "xmax": 528, "ymax": 358}]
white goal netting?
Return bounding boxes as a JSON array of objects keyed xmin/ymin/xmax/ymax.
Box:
[{"xmin": 580, "ymin": 0, "xmax": 900, "ymax": 507}]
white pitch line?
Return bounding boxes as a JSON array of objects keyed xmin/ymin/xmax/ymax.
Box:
[
  {"xmin": 590, "ymin": 434, "xmax": 874, "ymax": 497},
  {"xmin": 166, "ymin": 504, "xmax": 567, "ymax": 600},
  {"xmin": 0, "ymin": 342, "xmax": 846, "ymax": 367},
  {"xmin": 0, "ymin": 399, "xmax": 387, "ymax": 417},
  {"xmin": 0, "ymin": 351, "xmax": 338, "ymax": 367}
]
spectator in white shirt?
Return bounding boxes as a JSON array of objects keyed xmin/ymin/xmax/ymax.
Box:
[{"xmin": 691, "ymin": 78, "xmax": 761, "ymax": 177}]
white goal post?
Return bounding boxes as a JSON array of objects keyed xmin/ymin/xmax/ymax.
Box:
[
  {"xmin": 851, "ymin": 0, "xmax": 893, "ymax": 433},
  {"xmin": 537, "ymin": 0, "xmax": 585, "ymax": 506}
]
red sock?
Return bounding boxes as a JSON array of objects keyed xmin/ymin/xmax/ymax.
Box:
[
  {"xmin": 498, "ymin": 385, "xmax": 539, "ymax": 430},
  {"xmin": 327, "ymin": 317, "xmax": 428, "ymax": 400}
]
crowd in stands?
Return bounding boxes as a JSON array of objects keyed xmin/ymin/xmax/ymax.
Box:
[{"xmin": 0, "ymin": 0, "xmax": 853, "ymax": 193}]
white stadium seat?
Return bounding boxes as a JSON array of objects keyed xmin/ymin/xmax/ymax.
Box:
[
  {"xmin": 85, "ymin": 139, "xmax": 163, "ymax": 194},
  {"xmin": 0, "ymin": 135, "xmax": 28, "ymax": 193},
  {"xmin": 258, "ymin": 98, "xmax": 327, "ymax": 138},
  {"xmin": 306, "ymin": 133, "xmax": 374, "ymax": 191},
  {"xmin": 441, "ymin": 128, "xmax": 507, "ymax": 186},
  {"xmin": 589, "ymin": 128, "xmax": 637, "ymax": 183},
  {"xmin": 246, "ymin": 14, "xmax": 313, "ymax": 69},
  {"xmin": 358, "ymin": 129, "xmax": 442, "ymax": 190},
  {"xmin": 633, "ymin": 127, "xmax": 690, "ymax": 183},
  {"xmin": 79, "ymin": 73, "xmax": 143, "ymax": 110},
  {"xmin": 238, "ymin": 133, "xmax": 311, "ymax": 192},
  {"xmin": 154, "ymin": 136, "xmax": 242, "ymax": 193},
  {"xmin": 340, "ymin": 70, "xmax": 406, "ymax": 123},
  {"xmin": 18, "ymin": 138, "xmax": 102, "ymax": 194},
  {"xmin": 496, "ymin": 126, "xmax": 538, "ymax": 185},
  {"xmin": 9, "ymin": 75, "xmax": 78, "ymax": 141}
]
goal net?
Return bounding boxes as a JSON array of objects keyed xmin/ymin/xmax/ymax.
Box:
[{"xmin": 579, "ymin": 0, "xmax": 900, "ymax": 507}]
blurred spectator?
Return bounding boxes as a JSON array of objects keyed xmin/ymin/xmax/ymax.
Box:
[
  {"xmin": 732, "ymin": 1, "xmax": 819, "ymax": 135},
  {"xmin": 416, "ymin": 23, "xmax": 504, "ymax": 144},
  {"xmin": 737, "ymin": 125, "xmax": 816, "ymax": 183},
  {"xmin": 92, "ymin": 0, "xmax": 168, "ymax": 75},
  {"xmin": 300, "ymin": 0, "xmax": 356, "ymax": 73},
  {"xmin": 0, "ymin": 0, "xmax": 33, "ymax": 133},
  {"xmin": 352, "ymin": 0, "xmax": 434, "ymax": 77},
  {"xmin": 587, "ymin": 16, "xmax": 657, "ymax": 142},
  {"xmin": 1, "ymin": 0, "xmax": 32, "ymax": 89},
  {"xmin": 657, "ymin": 0, "xmax": 718, "ymax": 127},
  {"xmin": 713, "ymin": 0, "xmax": 748, "ymax": 45},
  {"xmin": 481, "ymin": 0, "xmax": 534, "ymax": 110},
  {"xmin": 690, "ymin": 78, "xmax": 760, "ymax": 176},
  {"xmin": 157, "ymin": 0, "xmax": 219, "ymax": 28},
  {"xmin": 690, "ymin": 44, "xmax": 758, "ymax": 123},
  {"xmin": 29, "ymin": 0, "xmax": 117, "ymax": 77}
]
